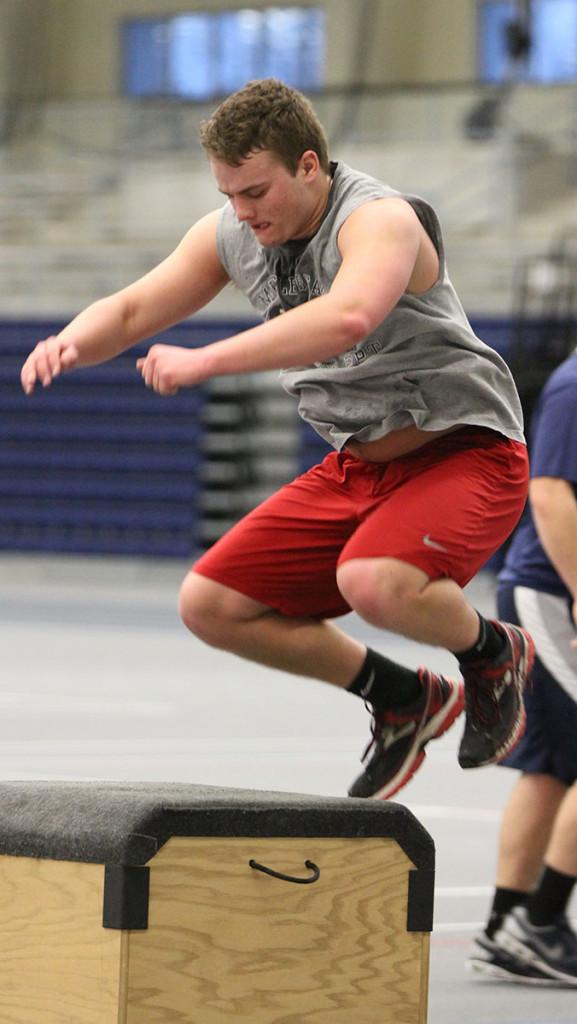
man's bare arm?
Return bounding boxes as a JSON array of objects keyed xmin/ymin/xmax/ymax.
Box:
[
  {"xmin": 530, "ymin": 476, "xmax": 577, "ymax": 626},
  {"xmin": 530, "ymin": 476, "xmax": 577, "ymax": 593},
  {"xmin": 138, "ymin": 199, "xmax": 430, "ymax": 396},
  {"xmin": 21, "ymin": 210, "xmax": 228, "ymax": 393},
  {"xmin": 198, "ymin": 198, "xmax": 423, "ymax": 378}
]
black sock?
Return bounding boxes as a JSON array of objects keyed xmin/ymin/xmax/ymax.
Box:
[
  {"xmin": 454, "ymin": 612, "xmax": 507, "ymax": 665},
  {"xmin": 527, "ymin": 866, "xmax": 576, "ymax": 927},
  {"xmin": 485, "ymin": 887, "xmax": 529, "ymax": 939},
  {"xmin": 347, "ymin": 647, "xmax": 423, "ymax": 709}
]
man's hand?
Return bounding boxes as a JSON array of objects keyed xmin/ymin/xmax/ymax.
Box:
[
  {"xmin": 21, "ymin": 336, "xmax": 80, "ymax": 394},
  {"xmin": 136, "ymin": 344, "xmax": 210, "ymax": 396}
]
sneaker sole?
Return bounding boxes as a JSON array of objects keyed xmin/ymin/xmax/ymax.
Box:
[
  {"xmin": 466, "ymin": 958, "xmax": 558, "ymax": 986},
  {"xmin": 369, "ymin": 679, "xmax": 464, "ymax": 800},
  {"xmin": 497, "ymin": 930, "xmax": 577, "ymax": 987},
  {"xmin": 461, "ymin": 627, "xmax": 535, "ymax": 769}
]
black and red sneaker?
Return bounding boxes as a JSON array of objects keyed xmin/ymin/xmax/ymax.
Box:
[
  {"xmin": 458, "ymin": 621, "xmax": 535, "ymax": 769},
  {"xmin": 348, "ymin": 669, "xmax": 464, "ymax": 800}
]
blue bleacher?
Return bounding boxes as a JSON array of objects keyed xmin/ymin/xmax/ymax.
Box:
[{"xmin": 0, "ymin": 319, "xmax": 247, "ymax": 557}]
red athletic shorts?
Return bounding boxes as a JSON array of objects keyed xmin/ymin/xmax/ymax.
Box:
[{"xmin": 193, "ymin": 427, "xmax": 529, "ymax": 620}]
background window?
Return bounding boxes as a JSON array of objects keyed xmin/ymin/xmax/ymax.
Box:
[
  {"xmin": 478, "ymin": 0, "xmax": 577, "ymax": 82},
  {"xmin": 122, "ymin": 7, "xmax": 326, "ymax": 100},
  {"xmin": 532, "ymin": 0, "xmax": 577, "ymax": 79},
  {"xmin": 478, "ymin": 1, "xmax": 517, "ymax": 82}
]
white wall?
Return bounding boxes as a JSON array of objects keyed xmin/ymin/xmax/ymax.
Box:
[{"xmin": 0, "ymin": 0, "xmax": 51, "ymax": 102}]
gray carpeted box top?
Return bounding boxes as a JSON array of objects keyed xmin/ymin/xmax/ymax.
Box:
[{"xmin": 0, "ymin": 780, "xmax": 434, "ymax": 868}]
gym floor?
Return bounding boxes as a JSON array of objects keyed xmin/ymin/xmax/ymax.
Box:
[{"xmin": 1, "ymin": 553, "xmax": 576, "ymax": 1024}]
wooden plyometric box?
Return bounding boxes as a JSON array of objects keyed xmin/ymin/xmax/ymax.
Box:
[{"xmin": 0, "ymin": 781, "xmax": 435, "ymax": 1023}]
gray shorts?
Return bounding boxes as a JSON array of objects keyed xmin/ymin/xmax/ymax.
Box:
[{"xmin": 497, "ymin": 584, "xmax": 577, "ymax": 786}]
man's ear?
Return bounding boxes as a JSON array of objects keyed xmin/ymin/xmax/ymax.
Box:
[{"xmin": 299, "ymin": 149, "xmax": 321, "ymax": 179}]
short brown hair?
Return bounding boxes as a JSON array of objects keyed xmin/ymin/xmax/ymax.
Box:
[{"xmin": 199, "ymin": 78, "xmax": 330, "ymax": 175}]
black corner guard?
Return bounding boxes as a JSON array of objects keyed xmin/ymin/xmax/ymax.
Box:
[
  {"xmin": 103, "ymin": 865, "xmax": 150, "ymax": 930},
  {"xmin": 407, "ymin": 868, "xmax": 435, "ymax": 933}
]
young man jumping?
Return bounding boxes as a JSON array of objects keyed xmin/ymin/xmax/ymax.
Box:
[{"xmin": 21, "ymin": 79, "xmax": 533, "ymax": 799}]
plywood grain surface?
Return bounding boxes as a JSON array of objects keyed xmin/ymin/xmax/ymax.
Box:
[{"xmin": 125, "ymin": 835, "xmax": 428, "ymax": 1023}]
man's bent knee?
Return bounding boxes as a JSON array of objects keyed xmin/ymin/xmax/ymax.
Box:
[
  {"xmin": 336, "ymin": 557, "xmax": 429, "ymax": 628},
  {"xmin": 178, "ymin": 571, "xmax": 268, "ymax": 646}
]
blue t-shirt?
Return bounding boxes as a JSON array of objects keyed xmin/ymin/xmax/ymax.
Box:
[{"xmin": 499, "ymin": 352, "xmax": 577, "ymax": 597}]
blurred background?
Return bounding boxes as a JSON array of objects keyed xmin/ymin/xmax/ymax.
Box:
[
  {"xmin": 1, "ymin": 0, "xmax": 576, "ymax": 557},
  {"xmin": 1, "ymin": 5, "xmax": 577, "ymax": 1017},
  {"xmin": 0, "ymin": 0, "xmax": 573, "ymax": 557}
]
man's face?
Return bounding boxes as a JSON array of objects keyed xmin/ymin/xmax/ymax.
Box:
[{"xmin": 210, "ymin": 149, "xmax": 322, "ymax": 246}]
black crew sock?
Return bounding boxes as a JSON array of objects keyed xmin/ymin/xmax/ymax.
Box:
[
  {"xmin": 347, "ymin": 647, "xmax": 423, "ymax": 709},
  {"xmin": 485, "ymin": 887, "xmax": 529, "ymax": 939},
  {"xmin": 454, "ymin": 612, "xmax": 507, "ymax": 665},
  {"xmin": 527, "ymin": 866, "xmax": 577, "ymax": 927}
]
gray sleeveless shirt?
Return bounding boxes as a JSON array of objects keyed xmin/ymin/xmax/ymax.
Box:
[{"xmin": 216, "ymin": 161, "xmax": 524, "ymax": 450}]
